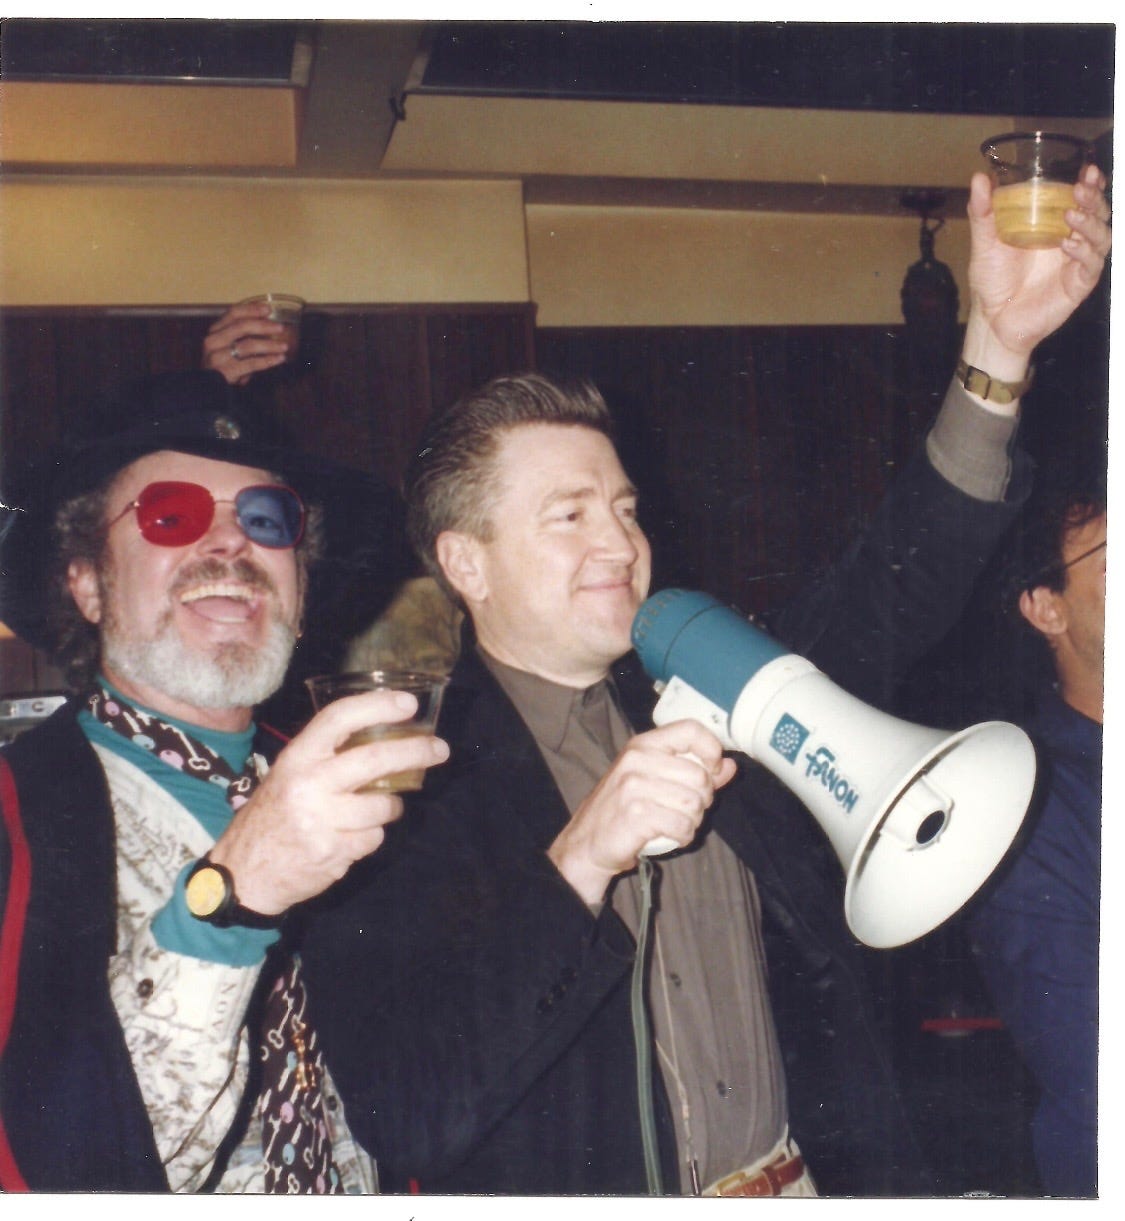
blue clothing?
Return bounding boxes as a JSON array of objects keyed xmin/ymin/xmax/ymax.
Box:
[{"xmin": 969, "ymin": 690, "xmax": 1101, "ymax": 1197}]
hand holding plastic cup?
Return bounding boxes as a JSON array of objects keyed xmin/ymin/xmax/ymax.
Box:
[
  {"xmin": 305, "ymin": 670, "xmax": 449, "ymax": 793},
  {"xmin": 980, "ymin": 131, "xmax": 1093, "ymax": 249},
  {"xmin": 238, "ymin": 292, "xmax": 305, "ymax": 362}
]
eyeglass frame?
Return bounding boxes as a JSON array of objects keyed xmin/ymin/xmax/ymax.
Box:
[
  {"xmin": 106, "ymin": 480, "xmax": 307, "ymax": 550},
  {"xmin": 1026, "ymin": 537, "xmax": 1106, "ymax": 589}
]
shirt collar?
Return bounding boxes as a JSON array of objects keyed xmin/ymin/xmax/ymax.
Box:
[
  {"xmin": 1035, "ymin": 685, "xmax": 1103, "ymax": 753},
  {"xmin": 478, "ymin": 646, "xmax": 615, "ymax": 752}
]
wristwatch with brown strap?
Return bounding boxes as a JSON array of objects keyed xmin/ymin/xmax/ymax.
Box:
[{"xmin": 956, "ymin": 358, "xmax": 1035, "ymax": 406}]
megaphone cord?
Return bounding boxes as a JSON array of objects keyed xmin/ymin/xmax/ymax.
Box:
[
  {"xmin": 632, "ymin": 854, "xmax": 665, "ymax": 1195},
  {"xmin": 653, "ymin": 928, "xmax": 701, "ymax": 1195}
]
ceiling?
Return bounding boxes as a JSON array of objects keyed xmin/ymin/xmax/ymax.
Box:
[
  {"xmin": 418, "ymin": 22, "xmax": 1114, "ymax": 115},
  {"xmin": 0, "ymin": 19, "xmax": 1115, "ymax": 217}
]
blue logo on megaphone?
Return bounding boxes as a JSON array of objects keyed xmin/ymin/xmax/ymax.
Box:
[{"xmin": 769, "ymin": 713, "xmax": 808, "ymax": 763}]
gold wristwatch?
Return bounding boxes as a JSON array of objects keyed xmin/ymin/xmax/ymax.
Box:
[
  {"xmin": 184, "ymin": 855, "xmax": 280, "ymax": 929},
  {"xmin": 956, "ymin": 358, "xmax": 1034, "ymax": 406}
]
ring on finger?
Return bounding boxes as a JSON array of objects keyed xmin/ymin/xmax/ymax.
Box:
[{"xmin": 231, "ymin": 343, "xmax": 242, "ymax": 360}]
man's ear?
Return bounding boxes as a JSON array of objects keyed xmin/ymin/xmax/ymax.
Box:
[
  {"xmin": 67, "ymin": 558, "xmax": 103, "ymax": 625},
  {"xmin": 1019, "ymin": 585, "xmax": 1067, "ymax": 640},
  {"xmin": 435, "ymin": 531, "xmax": 488, "ymax": 605}
]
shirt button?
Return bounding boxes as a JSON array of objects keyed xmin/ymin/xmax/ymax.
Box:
[
  {"xmin": 137, "ymin": 978, "xmax": 154, "ymax": 1000},
  {"xmin": 716, "ymin": 1080, "xmax": 730, "ymax": 1098}
]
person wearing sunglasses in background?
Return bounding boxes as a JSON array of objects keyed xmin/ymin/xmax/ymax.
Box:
[
  {"xmin": 967, "ymin": 467, "xmax": 1106, "ymax": 1197},
  {"xmin": 0, "ymin": 370, "xmax": 449, "ymax": 1192}
]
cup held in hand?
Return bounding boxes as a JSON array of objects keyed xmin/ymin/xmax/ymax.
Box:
[
  {"xmin": 238, "ymin": 292, "xmax": 305, "ymax": 361},
  {"xmin": 980, "ymin": 131, "xmax": 1093, "ymax": 250},
  {"xmin": 306, "ymin": 670, "xmax": 449, "ymax": 792}
]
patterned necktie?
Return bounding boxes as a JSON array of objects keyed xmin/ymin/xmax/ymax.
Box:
[
  {"xmin": 86, "ymin": 687, "xmax": 342, "ymax": 1193},
  {"xmin": 257, "ymin": 955, "xmax": 341, "ymax": 1192}
]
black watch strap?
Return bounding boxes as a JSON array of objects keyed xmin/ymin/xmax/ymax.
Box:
[{"xmin": 184, "ymin": 856, "xmax": 281, "ymax": 929}]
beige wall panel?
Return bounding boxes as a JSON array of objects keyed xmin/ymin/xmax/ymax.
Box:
[
  {"xmin": 0, "ymin": 81, "xmax": 300, "ymax": 168},
  {"xmin": 0, "ymin": 178, "xmax": 530, "ymax": 306},
  {"xmin": 384, "ymin": 97, "xmax": 1103, "ymax": 189},
  {"xmin": 527, "ymin": 205, "xmax": 972, "ymax": 327}
]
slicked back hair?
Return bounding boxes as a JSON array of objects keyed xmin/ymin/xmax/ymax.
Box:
[{"xmin": 404, "ymin": 372, "xmax": 615, "ymax": 599}]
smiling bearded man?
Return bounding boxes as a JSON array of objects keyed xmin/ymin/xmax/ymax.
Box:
[
  {"xmin": 0, "ymin": 370, "xmax": 449, "ymax": 1192},
  {"xmin": 96, "ymin": 501, "xmax": 299, "ymax": 712},
  {"xmin": 99, "ymin": 540, "xmax": 297, "ymax": 704}
]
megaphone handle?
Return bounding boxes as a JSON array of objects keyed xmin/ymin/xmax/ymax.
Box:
[{"xmin": 638, "ymin": 750, "xmax": 707, "ymax": 858}]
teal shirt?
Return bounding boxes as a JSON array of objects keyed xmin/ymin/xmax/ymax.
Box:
[{"xmin": 79, "ymin": 678, "xmax": 279, "ymax": 967}]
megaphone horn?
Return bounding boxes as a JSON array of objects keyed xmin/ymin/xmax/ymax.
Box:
[{"xmin": 631, "ymin": 589, "xmax": 1036, "ymax": 949}]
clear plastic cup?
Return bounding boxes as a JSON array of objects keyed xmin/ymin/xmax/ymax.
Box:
[
  {"xmin": 305, "ymin": 669, "xmax": 449, "ymax": 793},
  {"xmin": 980, "ymin": 131, "xmax": 1093, "ymax": 249}
]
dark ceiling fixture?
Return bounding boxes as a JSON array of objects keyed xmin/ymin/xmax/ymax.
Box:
[{"xmin": 900, "ymin": 188, "xmax": 960, "ymax": 372}]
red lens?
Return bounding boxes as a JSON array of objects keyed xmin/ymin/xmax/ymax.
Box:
[{"xmin": 133, "ymin": 482, "xmax": 215, "ymax": 547}]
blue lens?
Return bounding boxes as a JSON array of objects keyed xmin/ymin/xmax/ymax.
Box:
[{"xmin": 234, "ymin": 486, "xmax": 305, "ymax": 548}]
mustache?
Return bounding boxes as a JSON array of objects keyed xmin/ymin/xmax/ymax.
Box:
[{"xmin": 169, "ymin": 556, "xmax": 278, "ymax": 599}]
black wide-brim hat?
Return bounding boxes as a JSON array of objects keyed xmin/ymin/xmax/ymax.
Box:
[{"xmin": 0, "ymin": 369, "xmax": 409, "ymax": 650}]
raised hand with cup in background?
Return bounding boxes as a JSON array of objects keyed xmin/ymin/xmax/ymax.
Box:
[
  {"xmin": 960, "ymin": 144, "xmax": 1110, "ymax": 407},
  {"xmin": 202, "ymin": 293, "xmax": 305, "ymax": 387}
]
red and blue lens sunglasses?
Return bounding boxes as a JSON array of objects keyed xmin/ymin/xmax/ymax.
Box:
[{"xmin": 108, "ymin": 480, "xmax": 306, "ymax": 550}]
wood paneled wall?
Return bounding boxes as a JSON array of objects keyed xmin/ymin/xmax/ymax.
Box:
[
  {"xmin": 538, "ymin": 325, "xmax": 948, "ymax": 617},
  {"xmin": 2, "ymin": 298, "xmax": 1107, "ymax": 728},
  {"xmin": 0, "ymin": 304, "xmax": 537, "ymax": 493},
  {"xmin": 0, "ymin": 304, "xmax": 537, "ymax": 700}
]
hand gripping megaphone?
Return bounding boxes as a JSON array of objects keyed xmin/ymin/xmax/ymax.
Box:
[{"xmin": 631, "ymin": 589, "xmax": 1036, "ymax": 948}]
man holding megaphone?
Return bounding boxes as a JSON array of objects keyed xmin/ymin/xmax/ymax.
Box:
[{"xmin": 303, "ymin": 167, "xmax": 1110, "ymax": 1197}]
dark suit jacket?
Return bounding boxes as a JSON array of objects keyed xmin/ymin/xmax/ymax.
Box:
[
  {"xmin": 302, "ymin": 442, "xmax": 1031, "ymax": 1196},
  {"xmin": 0, "ymin": 706, "xmax": 286, "ymax": 1192},
  {"xmin": 1, "ymin": 706, "xmax": 168, "ymax": 1191}
]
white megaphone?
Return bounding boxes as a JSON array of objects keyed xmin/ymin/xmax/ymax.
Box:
[{"xmin": 631, "ymin": 589, "xmax": 1037, "ymax": 949}]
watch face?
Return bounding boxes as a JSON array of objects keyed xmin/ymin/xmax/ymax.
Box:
[{"xmin": 185, "ymin": 865, "xmax": 229, "ymax": 920}]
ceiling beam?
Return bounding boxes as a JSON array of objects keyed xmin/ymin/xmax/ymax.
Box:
[{"xmin": 296, "ymin": 21, "xmax": 429, "ymax": 176}]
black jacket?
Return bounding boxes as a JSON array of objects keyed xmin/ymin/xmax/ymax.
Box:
[
  {"xmin": 0, "ymin": 707, "xmax": 285, "ymax": 1192},
  {"xmin": 302, "ymin": 443, "xmax": 1031, "ymax": 1196},
  {"xmin": 1, "ymin": 706, "xmax": 167, "ymax": 1191}
]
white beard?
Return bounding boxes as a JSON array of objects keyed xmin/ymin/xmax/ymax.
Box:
[
  {"xmin": 103, "ymin": 614, "xmax": 295, "ymax": 709},
  {"xmin": 99, "ymin": 560, "xmax": 298, "ymax": 710}
]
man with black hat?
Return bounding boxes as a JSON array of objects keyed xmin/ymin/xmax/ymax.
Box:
[{"xmin": 0, "ymin": 370, "xmax": 449, "ymax": 1192}]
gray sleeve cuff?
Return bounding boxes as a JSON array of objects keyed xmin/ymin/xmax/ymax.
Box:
[{"xmin": 925, "ymin": 377, "xmax": 1020, "ymax": 502}]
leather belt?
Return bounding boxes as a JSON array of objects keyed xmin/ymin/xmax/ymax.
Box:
[{"xmin": 709, "ymin": 1151, "xmax": 806, "ymax": 1198}]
